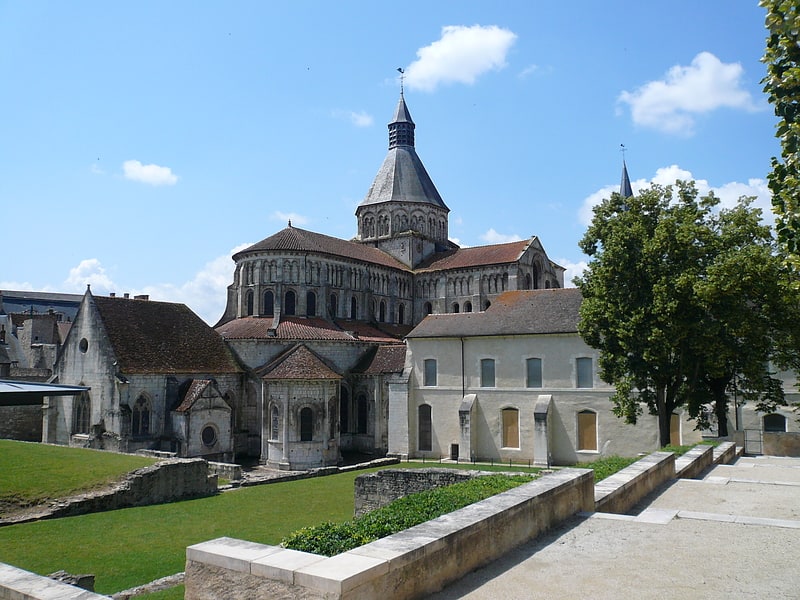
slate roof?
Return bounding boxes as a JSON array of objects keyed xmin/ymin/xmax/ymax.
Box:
[
  {"xmin": 257, "ymin": 344, "xmax": 342, "ymax": 380},
  {"xmin": 352, "ymin": 344, "xmax": 407, "ymax": 375},
  {"xmin": 406, "ymin": 288, "xmax": 583, "ymax": 338},
  {"xmin": 359, "ymin": 93, "xmax": 448, "ymax": 210},
  {"xmin": 415, "ymin": 239, "xmax": 533, "ymax": 272},
  {"xmin": 233, "ymin": 226, "xmax": 409, "ymax": 271},
  {"xmin": 92, "ymin": 296, "xmax": 243, "ymax": 375}
]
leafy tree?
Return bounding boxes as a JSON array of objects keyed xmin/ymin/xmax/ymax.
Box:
[
  {"xmin": 762, "ymin": 0, "xmax": 800, "ymax": 268},
  {"xmin": 577, "ymin": 182, "xmax": 797, "ymax": 446}
]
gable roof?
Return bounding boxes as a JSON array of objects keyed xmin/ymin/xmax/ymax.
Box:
[
  {"xmin": 406, "ymin": 288, "xmax": 583, "ymax": 338},
  {"xmin": 91, "ymin": 295, "xmax": 243, "ymax": 375},
  {"xmin": 173, "ymin": 379, "xmax": 230, "ymax": 413},
  {"xmin": 257, "ymin": 344, "xmax": 342, "ymax": 380},
  {"xmin": 233, "ymin": 225, "xmax": 409, "ymax": 271}
]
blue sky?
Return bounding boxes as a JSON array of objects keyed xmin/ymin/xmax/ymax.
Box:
[{"xmin": 0, "ymin": 1, "xmax": 777, "ymax": 324}]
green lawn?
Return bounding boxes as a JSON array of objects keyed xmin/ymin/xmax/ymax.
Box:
[{"xmin": 0, "ymin": 440, "xmax": 156, "ymax": 510}]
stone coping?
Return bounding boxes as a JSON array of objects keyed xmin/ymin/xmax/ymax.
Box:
[
  {"xmin": 675, "ymin": 444, "xmax": 714, "ymax": 479},
  {"xmin": 0, "ymin": 562, "xmax": 109, "ymax": 599}
]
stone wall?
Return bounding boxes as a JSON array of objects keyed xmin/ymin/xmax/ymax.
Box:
[
  {"xmin": 594, "ymin": 451, "xmax": 675, "ymax": 514},
  {"xmin": 0, "ymin": 458, "xmax": 216, "ymax": 526},
  {"xmin": 763, "ymin": 431, "xmax": 800, "ymax": 457},
  {"xmin": 675, "ymin": 444, "xmax": 714, "ymax": 479},
  {"xmin": 184, "ymin": 468, "xmax": 595, "ymax": 600},
  {"xmin": 353, "ymin": 468, "xmax": 482, "ymax": 517},
  {"xmin": 0, "ymin": 405, "xmax": 42, "ymax": 441}
]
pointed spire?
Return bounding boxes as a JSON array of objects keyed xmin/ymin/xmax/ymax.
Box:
[
  {"xmin": 620, "ymin": 159, "xmax": 633, "ymax": 199},
  {"xmin": 388, "ymin": 91, "xmax": 415, "ymax": 149}
]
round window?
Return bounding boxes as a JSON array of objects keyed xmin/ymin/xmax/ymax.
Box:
[
  {"xmin": 201, "ymin": 425, "xmax": 217, "ymax": 447},
  {"xmin": 79, "ymin": 338, "xmax": 89, "ymax": 353}
]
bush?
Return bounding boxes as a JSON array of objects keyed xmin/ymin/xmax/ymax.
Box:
[{"xmin": 281, "ymin": 474, "xmax": 533, "ymax": 556}]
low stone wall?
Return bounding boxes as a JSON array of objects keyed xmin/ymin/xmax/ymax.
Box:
[
  {"xmin": 0, "ymin": 562, "xmax": 109, "ymax": 599},
  {"xmin": 208, "ymin": 461, "xmax": 242, "ymax": 482},
  {"xmin": 184, "ymin": 468, "xmax": 595, "ymax": 600},
  {"xmin": 763, "ymin": 432, "xmax": 800, "ymax": 457},
  {"xmin": 713, "ymin": 441, "xmax": 739, "ymax": 464},
  {"xmin": 594, "ymin": 451, "xmax": 675, "ymax": 514},
  {"xmin": 675, "ymin": 444, "xmax": 714, "ymax": 479},
  {"xmin": 0, "ymin": 458, "xmax": 217, "ymax": 526},
  {"xmin": 354, "ymin": 468, "xmax": 483, "ymax": 517}
]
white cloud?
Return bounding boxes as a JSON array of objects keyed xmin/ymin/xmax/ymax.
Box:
[
  {"xmin": 618, "ymin": 52, "xmax": 759, "ymax": 136},
  {"xmin": 578, "ymin": 165, "xmax": 773, "ymax": 226},
  {"xmin": 480, "ymin": 228, "xmax": 523, "ymax": 244},
  {"xmin": 555, "ymin": 258, "xmax": 587, "ymax": 287},
  {"xmin": 134, "ymin": 245, "xmax": 249, "ymax": 324},
  {"xmin": 272, "ymin": 211, "xmax": 309, "ymax": 226},
  {"xmin": 332, "ymin": 109, "xmax": 373, "ymax": 127},
  {"xmin": 518, "ymin": 64, "xmax": 539, "ymax": 79},
  {"xmin": 63, "ymin": 259, "xmax": 116, "ymax": 293},
  {"xmin": 123, "ymin": 159, "xmax": 178, "ymax": 186},
  {"xmin": 405, "ymin": 25, "xmax": 517, "ymax": 92}
]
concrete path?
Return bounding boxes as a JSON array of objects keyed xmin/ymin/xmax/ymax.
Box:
[{"xmin": 432, "ymin": 455, "xmax": 800, "ymax": 600}]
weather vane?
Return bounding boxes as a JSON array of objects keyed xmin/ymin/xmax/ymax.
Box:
[
  {"xmin": 397, "ymin": 67, "xmax": 405, "ymax": 95},
  {"xmin": 620, "ymin": 143, "xmax": 627, "ymax": 159}
]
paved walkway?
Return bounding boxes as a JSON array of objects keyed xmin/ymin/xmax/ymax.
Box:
[{"xmin": 432, "ymin": 455, "xmax": 800, "ymax": 600}]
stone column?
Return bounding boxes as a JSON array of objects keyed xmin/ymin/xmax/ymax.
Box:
[
  {"xmin": 459, "ymin": 394, "xmax": 477, "ymax": 461},
  {"xmin": 533, "ymin": 394, "xmax": 553, "ymax": 467}
]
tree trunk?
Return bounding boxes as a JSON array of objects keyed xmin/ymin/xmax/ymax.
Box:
[
  {"xmin": 709, "ymin": 378, "xmax": 730, "ymax": 438},
  {"xmin": 656, "ymin": 386, "xmax": 672, "ymax": 447}
]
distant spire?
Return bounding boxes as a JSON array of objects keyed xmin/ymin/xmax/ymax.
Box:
[
  {"xmin": 620, "ymin": 145, "xmax": 633, "ymax": 199},
  {"xmin": 288, "ymin": 219, "xmax": 292, "ymax": 227}
]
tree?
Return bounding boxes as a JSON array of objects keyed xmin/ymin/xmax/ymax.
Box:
[
  {"xmin": 576, "ymin": 181, "xmax": 797, "ymax": 446},
  {"xmin": 762, "ymin": 0, "xmax": 800, "ymax": 268}
]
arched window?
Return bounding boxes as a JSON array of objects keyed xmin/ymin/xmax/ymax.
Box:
[
  {"xmin": 418, "ymin": 404, "xmax": 432, "ymax": 452},
  {"xmin": 577, "ymin": 410, "xmax": 597, "ymax": 451},
  {"xmin": 763, "ymin": 413, "xmax": 787, "ymax": 432},
  {"xmin": 463, "ymin": 301, "xmax": 472, "ymax": 313},
  {"xmin": 330, "ymin": 293, "xmax": 338, "ymax": 318},
  {"xmin": 357, "ymin": 394, "xmax": 368, "ymax": 434},
  {"xmin": 132, "ymin": 395, "xmax": 151, "ymax": 437},
  {"xmin": 524, "ymin": 273, "xmax": 532, "ymax": 290},
  {"xmin": 398, "ymin": 303, "xmax": 405, "ymax": 324},
  {"xmin": 452, "ymin": 303, "xmax": 460, "ymax": 313},
  {"xmin": 285, "ymin": 290, "xmax": 296, "ymax": 316},
  {"xmin": 73, "ymin": 393, "xmax": 90, "ymax": 434},
  {"xmin": 526, "ymin": 358, "xmax": 542, "ymax": 388},
  {"xmin": 484, "ymin": 300, "xmax": 491, "ymax": 310},
  {"xmin": 502, "ymin": 408, "xmax": 519, "ymax": 448},
  {"xmin": 424, "ymin": 302, "xmax": 433, "ymax": 315},
  {"xmin": 270, "ymin": 405, "xmax": 279, "ymax": 440},
  {"xmin": 300, "ymin": 407, "xmax": 313, "ymax": 441},
  {"xmin": 263, "ymin": 290, "xmax": 274, "ymax": 316},
  {"xmin": 350, "ymin": 297, "xmax": 357, "ymax": 320},
  {"xmin": 379, "ymin": 301, "xmax": 386, "ymax": 323},
  {"xmin": 245, "ymin": 290, "xmax": 254, "ymax": 316},
  {"xmin": 306, "ymin": 291, "xmax": 316, "ymax": 317}
]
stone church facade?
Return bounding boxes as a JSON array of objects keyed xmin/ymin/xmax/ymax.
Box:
[{"xmin": 43, "ymin": 93, "xmax": 573, "ymax": 469}]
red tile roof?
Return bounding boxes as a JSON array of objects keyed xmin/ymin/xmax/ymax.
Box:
[
  {"xmin": 174, "ymin": 379, "xmax": 212, "ymax": 413},
  {"xmin": 353, "ymin": 344, "xmax": 407, "ymax": 374},
  {"xmin": 415, "ymin": 239, "xmax": 533, "ymax": 272},
  {"xmin": 257, "ymin": 344, "xmax": 342, "ymax": 380},
  {"xmin": 234, "ymin": 226, "xmax": 410, "ymax": 271},
  {"xmin": 217, "ymin": 316, "xmax": 406, "ymax": 343}
]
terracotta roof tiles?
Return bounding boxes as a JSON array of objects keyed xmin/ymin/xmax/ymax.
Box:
[
  {"xmin": 415, "ymin": 239, "xmax": 533, "ymax": 272},
  {"xmin": 257, "ymin": 344, "xmax": 342, "ymax": 380}
]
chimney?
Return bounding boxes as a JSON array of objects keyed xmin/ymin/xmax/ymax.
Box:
[
  {"xmin": 124, "ymin": 293, "xmax": 130, "ymax": 299},
  {"xmin": 134, "ymin": 294, "xmax": 149, "ymax": 301},
  {"xmin": 109, "ymin": 292, "xmax": 116, "ymax": 298}
]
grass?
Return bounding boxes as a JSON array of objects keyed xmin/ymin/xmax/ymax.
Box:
[
  {"xmin": 0, "ymin": 440, "xmax": 156, "ymax": 511},
  {"xmin": 574, "ymin": 455, "xmax": 639, "ymax": 481}
]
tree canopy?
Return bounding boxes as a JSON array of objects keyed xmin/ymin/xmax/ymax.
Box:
[
  {"xmin": 576, "ymin": 181, "xmax": 798, "ymax": 446},
  {"xmin": 762, "ymin": 0, "xmax": 800, "ymax": 268}
]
